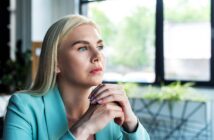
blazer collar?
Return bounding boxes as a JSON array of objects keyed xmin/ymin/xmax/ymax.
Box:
[
  {"xmin": 43, "ymin": 86, "xmax": 69, "ymax": 139},
  {"xmin": 43, "ymin": 85, "xmax": 112, "ymax": 139}
]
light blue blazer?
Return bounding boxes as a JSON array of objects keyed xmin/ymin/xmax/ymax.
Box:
[{"xmin": 3, "ymin": 86, "xmax": 150, "ymax": 140}]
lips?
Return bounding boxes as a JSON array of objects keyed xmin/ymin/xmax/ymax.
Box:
[{"xmin": 90, "ymin": 67, "xmax": 103, "ymax": 74}]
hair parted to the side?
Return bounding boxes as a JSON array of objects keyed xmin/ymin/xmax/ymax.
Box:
[{"xmin": 26, "ymin": 15, "xmax": 98, "ymax": 95}]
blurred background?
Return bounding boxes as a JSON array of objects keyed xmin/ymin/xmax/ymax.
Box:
[{"xmin": 0, "ymin": 0, "xmax": 214, "ymax": 139}]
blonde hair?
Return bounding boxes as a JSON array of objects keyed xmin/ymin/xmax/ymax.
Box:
[{"xmin": 28, "ymin": 15, "xmax": 98, "ymax": 95}]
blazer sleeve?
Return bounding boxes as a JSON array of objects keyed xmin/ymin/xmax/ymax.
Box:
[
  {"xmin": 3, "ymin": 95, "xmax": 33, "ymax": 140},
  {"xmin": 59, "ymin": 130, "xmax": 76, "ymax": 140},
  {"xmin": 116, "ymin": 121, "xmax": 150, "ymax": 140}
]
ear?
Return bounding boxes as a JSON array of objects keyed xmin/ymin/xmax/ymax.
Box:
[{"xmin": 56, "ymin": 65, "xmax": 61, "ymax": 73}]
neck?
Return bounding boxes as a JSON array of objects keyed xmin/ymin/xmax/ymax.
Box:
[{"xmin": 57, "ymin": 78, "xmax": 93, "ymax": 121}]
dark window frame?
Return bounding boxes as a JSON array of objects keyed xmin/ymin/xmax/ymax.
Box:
[{"xmin": 80, "ymin": 0, "xmax": 214, "ymax": 87}]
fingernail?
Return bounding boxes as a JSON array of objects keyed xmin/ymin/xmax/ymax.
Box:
[
  {"xmin": 90, "ymin": 101, "xmax": 95, "ymax": 104},
  {"xmin": 88, "ymin": 94, "xmax": 93, "ymax": 99},
  {"xmin": 90, "ymin": 96, "xmax": 95, "ymax": 101},
  {"xmin": 97, "ymin": 100, "xmax": 102, "ymax": 104},
  {"xmin": 91, "ymin": 99, "xmax": 96, "ymax": 104},
  {"xmin": 89, "ymin": 84, "xmax": 101, "ymax": 99},
  {"xmin": 90, "ymin": 100, "xmax": 94, "ymax": 104},
  {"xmin": 88, "ymin": 93, "xmax": 92, "ymax": 98}
]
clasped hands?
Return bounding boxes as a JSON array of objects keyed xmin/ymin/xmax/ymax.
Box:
[{"xmin": 70, "ymin": 84, "xmax": 138, "ymax": 139}]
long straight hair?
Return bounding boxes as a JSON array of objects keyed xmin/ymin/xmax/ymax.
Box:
[{"xmin": 27, "ymin": 15, "xmax": 98, "ymax": 95}]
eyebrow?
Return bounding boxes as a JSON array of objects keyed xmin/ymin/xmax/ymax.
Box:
[{"xmin": 71, "ymin": 40, "xmax": 103, "ymax": 47}]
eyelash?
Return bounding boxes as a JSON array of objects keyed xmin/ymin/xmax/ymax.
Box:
[
  {"xmin": 78, "ymin": 46, "xmax": 88, "ymax": 52},
  {"xmin": 97, "ymin": 45, "xmax": 104, "ymax": 50},
  {"xmin": 77, "ymin": 46, "xmax": 104, "ymax": 52}
]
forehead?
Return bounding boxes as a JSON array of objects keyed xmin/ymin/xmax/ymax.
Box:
[{"xmin": 65, "ymin": 24, "xmax": 101, "ymax": 42}]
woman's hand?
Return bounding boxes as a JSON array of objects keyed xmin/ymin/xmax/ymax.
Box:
[
  {"xmin": 70, "ymin": 102, "xmax": 124, "ymax": 139},
  {"xmin": 88, "ymin": 84, "xmax": 138, "ymax": 132}
]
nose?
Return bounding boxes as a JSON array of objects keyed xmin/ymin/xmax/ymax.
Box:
[{"xmin": 91, "ymin": 48, "xmax": 102, "ymax": 63}]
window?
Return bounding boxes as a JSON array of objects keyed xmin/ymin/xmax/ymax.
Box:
[
  {"xmin": 80, "ymin": 0, "xmax": 214, "ymax": 87},
  {"xmin": 164, "ymin": 0, "xmax": 211, "ymax": 81}
]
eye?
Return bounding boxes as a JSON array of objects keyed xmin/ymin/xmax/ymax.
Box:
[
  {"xmin": 97, "ymin": 45, "xmax": 104, "ymax": 51},
  {"xmin": 78, "ymin": 47, "xmax": 88, "ymax": 52}
]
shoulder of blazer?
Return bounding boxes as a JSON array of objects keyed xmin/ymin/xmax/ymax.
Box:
[{"xmin": 8, "ymin": 92, "xmax": 45, "ymax": 119}]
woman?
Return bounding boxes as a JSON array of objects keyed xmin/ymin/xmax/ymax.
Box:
[{"xmin": 3, "ymin": 15, "xmax": 150, "ymax": 140}]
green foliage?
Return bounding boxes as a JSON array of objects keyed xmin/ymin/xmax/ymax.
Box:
[
  {"xmin": 165, "ymin": 1, "xmax": 209, "ymax": 22},
  {"xmin": 143, "ymin": 82, "xmax": 207, "ymax": 102},
  {"xmin": 0, "ymin": 50, "xmax": 31, "ymax": 93},
  {"xmin": 117, "ymin": 82, "xmax": 207, "ymax": 102},
  {"xmin": 112, "ymin": 7, "xmax": 155, "ymax": 68},
  {"xmin": 118, "ymin": 82, "xmax": 140, "ymax": 96}
]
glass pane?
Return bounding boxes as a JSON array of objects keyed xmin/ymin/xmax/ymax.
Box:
[
  {"xmin": 164, "ymin": 0, "xmax": 211, "ymax": 81},
  {"xmin": 84, "ymin": 0, "xmax": 156, "ymax": 82}
]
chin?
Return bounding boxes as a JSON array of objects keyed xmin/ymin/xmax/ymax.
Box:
[
  {"xmin": 90, "ymin": 80, "xmax": 103, "ymax": 86},
  {"xmin": 87, "ymin": 78, "xmax": 103, "ymax": 86}
]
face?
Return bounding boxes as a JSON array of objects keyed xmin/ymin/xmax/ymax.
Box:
[{"xmin": 57, "ymin": 24, "xmax": 105, "ymax": 87}]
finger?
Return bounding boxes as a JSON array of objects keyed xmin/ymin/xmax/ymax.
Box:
[
  {"xmin": 94, "ymin": 89, "xmax": 124, "ymax": 103},
  {"xmin": 91, "ymin": 88, "xmax": 110, "ymax": 100},
  {"xmin": 106, "ymin": 109, "xmax": 124, "ymax": 120},
  {"xmin": 90, "ymin": 84, "xmax": 109, "ymax": 99},
  {"xmin": 97, "ymin": 94, "xmax": 127, "ymax": 105},
  {"xmin": 101, "ymin": 103, "xmax": 123, "ymax": 112},
  {"xmin": 88, "ymin": 84, "xmax": 104, "ymax": 99},
  {"xmin": 90, "ymin": 84, "xmax": 122, "ymax": 100},
  {"xmin": 89, "ymin": 84, "xmax": 106, "ymax": 99},
  {"xmin": 90, "ymin": 89, "xmax": 112, "ymax": 104}
]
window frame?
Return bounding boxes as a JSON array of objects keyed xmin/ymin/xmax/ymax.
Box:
[{"xmin": 80, "ymin": 0, "xmax": 214, "ymax": 87}]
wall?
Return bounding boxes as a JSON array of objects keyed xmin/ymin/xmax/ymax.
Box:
[{"xmin": 32, "ymin": 0, "xmax": 79, "ymax": 41}]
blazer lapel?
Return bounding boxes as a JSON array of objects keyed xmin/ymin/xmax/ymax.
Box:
[{"xmin": 43, "ymin": 86, "xmax": 69, "ymax": 139}]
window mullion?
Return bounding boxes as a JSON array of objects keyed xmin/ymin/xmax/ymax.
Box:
[
  {"xmin": 155, "ymin": 0, "xmax": 164, "ymax": 84},
  {"xmin": 211, "ymin": 0, "xmax": 214, "ymax": 85}
]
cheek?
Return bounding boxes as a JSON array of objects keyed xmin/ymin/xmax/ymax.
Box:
[
  {"xmin": 101, "ymin": 53, "xmax": 106, "ymax": 68},
  {"xmin": 61, "ymin": 52, "xmax": 89, "ymax": 73},
  {"xmin": 59, "ymin": 53, "xmax": 70, "ymax": 67},
  {"xmin": 58, "ymin": 52, "xmax": 75, "ymax": 73}
]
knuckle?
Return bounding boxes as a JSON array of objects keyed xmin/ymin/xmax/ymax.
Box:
[
  {"xmin": 104, "ymin": 104, "xmax": 110, "ymax": 109},
  {"xmin": 105, "ymin": 88, "xmax": 110, "ymax": 92},
  {"xmin": 106, "ymin": 110, "xmax": 112, "ymax": 116},
  {"xmin": 102, "ymin": 84, "xmax": 106, "ymax": 87},
  {"xmin": 112, "ymin": 95, "xmax": 116, "ymax": 100}
]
